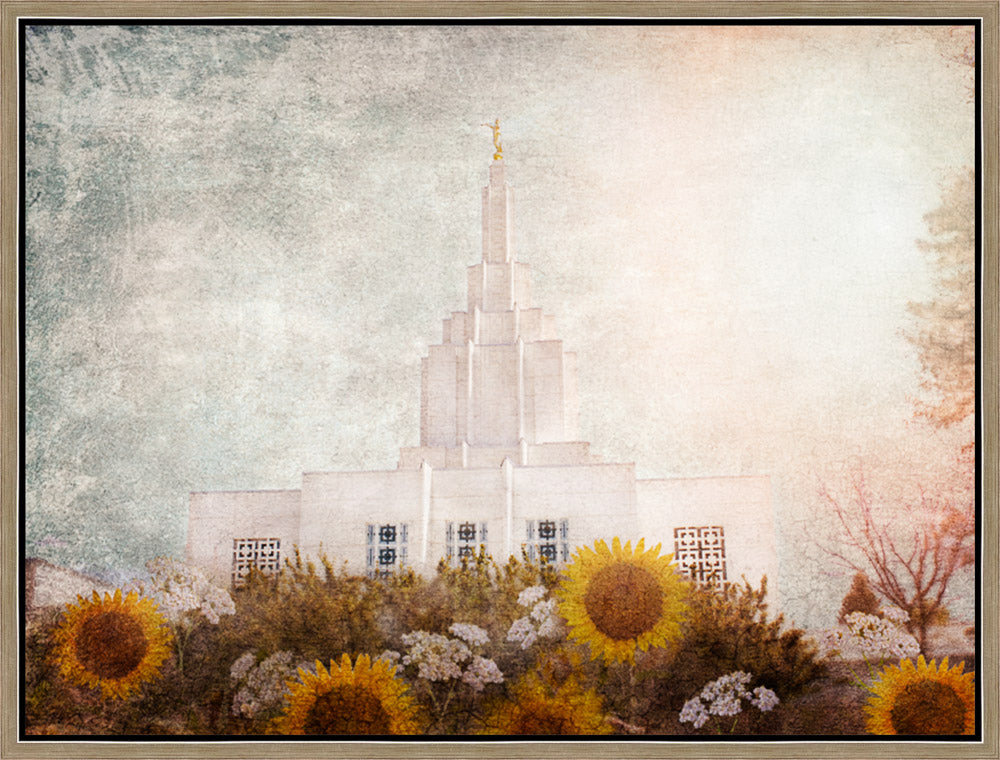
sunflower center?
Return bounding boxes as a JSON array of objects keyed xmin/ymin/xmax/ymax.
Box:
[
  {"xmin": 583, "ymin": 562, "xmax": 663, "ymax": 641},
  {"xmin": 304, "ymin": 685, "xmax": 391, "ymax": 735},
  {"xmin": 74, "ymin": 610, "xmax": 149, "ymax": 680},
  {"xmin": 889, "ymin": 679, "xmax": 967, "ymax": 735}
]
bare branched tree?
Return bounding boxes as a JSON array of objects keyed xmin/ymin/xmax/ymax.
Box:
[{"xmin": 819, "ymin": 465, "xmax": 974, "ymax": 651}]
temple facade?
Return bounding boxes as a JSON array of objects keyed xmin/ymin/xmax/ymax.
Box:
[{"xmin": 186, "ymin": 155, "xmax": 778, "ymax": 600}]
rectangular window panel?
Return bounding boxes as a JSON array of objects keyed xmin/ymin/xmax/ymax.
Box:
[
  {"xmin": 673, "ymin": 526, "xmax": 727, "ymax": 585},
  {"xmin": 447, "ymin": 520, "xmax": 487, "ymax": 565},
  {"xmin": 366, "ymin": 523, "xmax": 408, "ymax": 577},
  {"xmin": 232, "ymin": 538, "xmax": 281, "ymax": 586},
  {"xmin": 524, "ymin": 519, "xmax": 568, "ymax": 565}
]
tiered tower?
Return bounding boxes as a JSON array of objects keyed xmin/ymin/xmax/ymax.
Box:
[{"xmin": 398, "ymin": 159, "xmax": 592, "ymax": 470}]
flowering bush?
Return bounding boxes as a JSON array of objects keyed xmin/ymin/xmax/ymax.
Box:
[
  {"xmin": 398, "ymin": 624, "xmax": 503, "ymax": 732},
  {"xmin": 401, "ymin": 625, "xmax": 503, "ymax": 692},
  {"xmin": 229, "ymin": 650, "xmax": 302, "ymax": 725},
  {"xmin": 679, "ymin": 671, "xmax": 779, "ymax": 733},
  {"xmin": 822, "ymin": 606, "xmax": 921, "ymax": 693},
  {"xmin": 138, "ymin": 557, "xmax": 235, "ymax": 626},
  {"xmin": 23, "ymin": 555, "xmax": 863, "ymax": 736},
  {"xmin": 824, "ymin": 610, "xmax": 920, "ymax": 662},
  {"xmin": 506, "ymin": 586, "xmax": 562, "ymax": 649},
  {"xmin": 450, "ymin": 622, "xmax": 490, "ymax": 649},
  {"xmin": 130, "ymin": 557, "xmax": 235, "ymax": 672}
]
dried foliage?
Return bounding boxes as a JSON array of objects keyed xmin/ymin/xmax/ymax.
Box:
[{"xmin": 838, "ymin": 572, "xmax": 881, "ymax": 623}]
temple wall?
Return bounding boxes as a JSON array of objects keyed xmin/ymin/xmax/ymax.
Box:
[
  {"xmin": 186, "ymin": 490, "xmax": 301, "ymax": 586},
  {"xmin": 636, "ymin": 476, "xmax": 778, "ymax": 600},
  {"xmin": 298, "ymin": 469, "xmax": 425, "ymax": 568}
]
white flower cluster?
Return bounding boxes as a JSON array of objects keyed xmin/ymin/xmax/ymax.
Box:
[
  {"xmin": 880, "ymin": 605, "xmax": 909, "ymax": 626},
  {"xmin": 506, "ymin": 586, "xmax": 561, "ymax": 649},
  {"xmin": 449, "ymin": 622, "xmax": 489, "ymax": 648},
  {"xmin": 461, "ymin": 655, "xmax": 504, "ymax": 691},
  {"xmin": 230, "ymin": 651, "xmax": 256, "ymax": 682},
  {"xmin": 402, "ymin": 631, "xmax": 469, "ymax": 680},
  {"xmin": 138, "ymin": 557, "xmax": 235, "ymax": 626},
  {"xmin": 517, "ymin": 586, "xmax": 546, "ymax": 607},
  {"xmin": 824, "ymin": 611, "xmax": 920, "ymax": 661},
  {"xmin": 679, "ymin": 696, "xmax": 711, "ymax": 729},
  {"xmin": 401, "ymin": 627, "xmax": 503, "ymax": 692},
  {"xmin": 750, "ymin": 685, "xmax": 780, "ymax": 711},
  {"xmin": 229, "ymin": 650, "xmax": 299, "ymax": 720},
  {"xmin": 679, "ymin": 671, "xmax": 779, "ymax": 730},
  {"xmin": 375, "ymin": 649, "xmax": 402, "ymax": 667}
]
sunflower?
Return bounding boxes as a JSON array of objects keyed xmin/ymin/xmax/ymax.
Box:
[
  {"xmin": 278, "ymin": 654, "xmax": 421, "ymax": 735},
  {"xmin": 865, "ymin": 655, "xmax": 975, "ymax": 735},
  {"xmin": 557, "ymin": 537, "xmax": 689, "ymax": 663},
  {"xmin": 53, "ymin": 589, "xmax": 173, "ymax": 700},
  {"xmin": 478, "ymin": 673, "xmax": 611, "ymax": 735}
]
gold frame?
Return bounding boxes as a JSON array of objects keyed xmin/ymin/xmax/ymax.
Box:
[{"xmin": 1, "ymin": 4, "xmax": 996, "ymax": 758}]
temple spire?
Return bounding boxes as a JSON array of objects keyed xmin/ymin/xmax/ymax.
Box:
[{"xmin": 481, "ymin": 144, "xmax": 514, "ymax": 265}]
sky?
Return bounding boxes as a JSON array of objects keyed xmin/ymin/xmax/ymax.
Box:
[{"xmin": 23, "ymin": 24, "xmax": 976, "ymax": 628}]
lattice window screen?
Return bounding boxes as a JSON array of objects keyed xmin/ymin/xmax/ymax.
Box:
[
  {"xmin": 673, "ymin": 526, "xmax": 727, "ymax": 584},
  {"xmin": 232, "ymin": 538, "xmax": 281, "ymax": 586}
]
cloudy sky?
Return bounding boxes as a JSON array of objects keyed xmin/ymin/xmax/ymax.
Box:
[{"xmin": 23, "ymin": 23, "xmax": 975, "ymax": 627}]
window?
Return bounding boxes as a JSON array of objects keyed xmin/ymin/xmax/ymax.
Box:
[
  {"xmin": 366, "ymin": 523, "xmax": 409, "ymax": 577},
  {"xmin": 524, "ymin": 519, "xmax": 569, "ymax": 563},
  {"xmin": 673, "ymin": 526, "xmax": 727, "ymax": 584},
  {"xmin": 446, "ymin": 521, "xmax": 488, "ymax": 564},
  {"xmin": 232, "ymin": 538, "xmax": 281, "ymax": 586}
]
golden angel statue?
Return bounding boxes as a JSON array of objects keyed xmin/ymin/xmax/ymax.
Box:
[{"xmin": 482, "ymin": 118, "xmax": 503, "ymax": 160}]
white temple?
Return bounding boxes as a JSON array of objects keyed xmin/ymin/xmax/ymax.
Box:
[{"xmin": 187, "ymin": 147, "xmax": 778, "ymax": 599}]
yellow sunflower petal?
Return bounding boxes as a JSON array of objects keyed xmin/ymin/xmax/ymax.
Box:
[{"xmin": 278, "ymin": 654, "xmax": 421, "ymax": 735}]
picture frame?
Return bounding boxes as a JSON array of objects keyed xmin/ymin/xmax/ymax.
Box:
[{"xmin": 2, "ymin": 3, "xmax": 997, "ymax": 758}]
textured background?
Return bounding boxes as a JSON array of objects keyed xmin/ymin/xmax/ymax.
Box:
[{"xmin": 23, "ymin": 24, "xmax": 975, "ymax": 627}]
